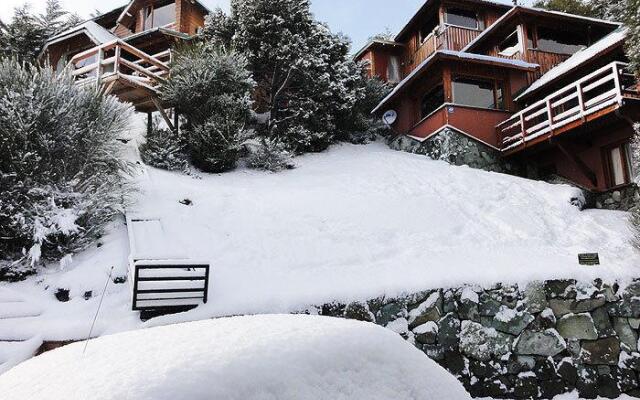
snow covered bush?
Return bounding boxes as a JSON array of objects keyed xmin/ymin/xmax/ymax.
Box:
[
  {"xmin": 0, "ymin": 59, "xmax": 133, "ymax": 279},
  {"xmin": 139, "ymin": 118, "xmax": 188, "ymax": 172},
  {"xmin": 162, "ymin": 43, "xmax": 254, "ymax": 173},
  {"xmin": 245, "ymin": 138, "xmax": 294, "ymax": 172},
  {"xmin": 204, "ymin": 0, "xmax": 369, "ymax": 155}
]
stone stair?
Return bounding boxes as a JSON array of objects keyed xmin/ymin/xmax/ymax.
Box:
[{"xmin": 0, "ymin": 288, "xmax": 44, "ymax": 374}]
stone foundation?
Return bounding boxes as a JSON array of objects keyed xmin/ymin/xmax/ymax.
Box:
[
  {"xmin": 388, "ymin": 128, "xmax": 520, "ymax": 174},
  {"xmin": 309, "ymin": 279, "xmax": 640, "ymax": 399},
  {"xmin": 592, "ymin": 185, "xmax": 640, "ymax": 211}
]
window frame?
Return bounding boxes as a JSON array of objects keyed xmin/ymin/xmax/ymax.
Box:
[
  {"xmin": 444, "ymin": 7, "xmax": 480, "ymax": 30},
  {"xmin": 141, "ymin": 1, "xmax": 176, "ymax": 31},
  {"xmin": 420, "ymin": 84, "xmax": 445, "ymax": 120},
  {"xmin": 451, "ymin": 75, "xmax": 505, "ymax": 110},
  {"xmin": 604, "ymin": 141, "xmax": 634, "ymax": 188}
]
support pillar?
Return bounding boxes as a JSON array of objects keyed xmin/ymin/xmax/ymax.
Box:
[{"xmin": 147, "ymin": 112, "xmax": 153, "ymax": 136}]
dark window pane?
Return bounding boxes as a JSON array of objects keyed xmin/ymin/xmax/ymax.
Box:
[
  {"xmin": 445, "ymin": 8, "xmax": 478, "ymax": 29},
  {"xmin": 498, "ymin": 30, "xmax": 520, "ymax": 57},
  {"xmin": 152, "ymin": 3, "xmax": 175, "ymax": 28},
  {"xmin": 536, "ymin": 26, "xmax": 587, "ymax": 54},
  {"xmin": 421, "ymin": 85, "xmax": 445, "ymax": 119},
  {"xmin": 453, "ymin": 77, "xmax": 499, "ymax": 109},
  {"xmin": 419, "ymin": 14, "xmax": 440, "ymax": 43},
  {"xmin": 526, "ymin": 27, "xmax": 535, "ymax": 48}
]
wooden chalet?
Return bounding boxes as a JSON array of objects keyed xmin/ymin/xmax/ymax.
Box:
[
  {"xmin": 359, "ymin": 0, "xmax": 638, "ymax": 194},
  {"xmin": 40, "ymin": 0, "xmax": 209, "ymax": 128}
]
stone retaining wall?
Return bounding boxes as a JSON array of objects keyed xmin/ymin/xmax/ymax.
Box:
[{"xmin": 309, "ymin": 279, "xmax": 640, "ymax": 399}]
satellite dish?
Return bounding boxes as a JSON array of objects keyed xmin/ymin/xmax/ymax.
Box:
[{"xmin": 382, "ymin": 110, "xmax": 398, "ymax": 125}]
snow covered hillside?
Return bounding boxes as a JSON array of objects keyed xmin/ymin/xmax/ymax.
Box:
[
  {"xmin": 0, "ymin": 315, "xmax": 471, "ymax": 400},
  {"xmin": 1, "ymin": 141, "xmax": 638, "ymax": 343}
]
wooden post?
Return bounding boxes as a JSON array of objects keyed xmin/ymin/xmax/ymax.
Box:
[
  {"xmin": 151, "ymin": 96, "xmax": 175, "ymax": 132},
  {"xmin": 147, "ymin": 112, "xmax": 153, "ymax": 135},
  {"xmin": 96, "ymin": 47, "xmax": 104, "ymax": 88},
  {"xmin": 173, "ymin": 108, "xmax": 179, "ymax": 134}
]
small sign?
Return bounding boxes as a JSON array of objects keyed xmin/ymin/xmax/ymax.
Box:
[
  {"xmin": 579, "ymin": 253, "xmax": 600, "ymax": 266},
  {"xmin": 447, "ymin": 106, "xmax": 455, "ymax": 114}
]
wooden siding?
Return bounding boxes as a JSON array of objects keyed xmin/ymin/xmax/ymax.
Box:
[{"xmin": 524, "ymin": 49, "xmax": 571, "ymax": 79}]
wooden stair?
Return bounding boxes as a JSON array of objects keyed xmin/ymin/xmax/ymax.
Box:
[{"xmin": 0, "ymin": 289, "xmax": 44, "ymax": 374}]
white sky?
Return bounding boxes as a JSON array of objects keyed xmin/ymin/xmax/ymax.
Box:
[{"xmin": 0, "ymin": 0, "xmax": 518, "ymax": 51}]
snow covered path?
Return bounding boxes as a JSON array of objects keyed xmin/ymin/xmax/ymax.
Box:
[{"xmin": 1, "ymin": 141, "xmax": 639, "ymax": 351}]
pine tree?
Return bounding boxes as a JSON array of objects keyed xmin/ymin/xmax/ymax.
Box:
[
  {"xmin": 161, "ymin": 43, "xmax": 254, "ymax": 173},
  {"xmin": 204, "ymin": 0, "xmax": 367, "ymax": 154},
  {"xmin": 140, "ymin": 118, "xmax": 189, "ymax": 172},
  {"xmin": 533, "ymin": 0, "xmax": 596, "ymax": 17},
  {"xmin": 0, "ymin": 5, "xmax": 46, "ymax": 61}
]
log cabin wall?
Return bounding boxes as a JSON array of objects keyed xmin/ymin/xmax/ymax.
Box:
[
  {"xmin": 176, "ymin": 0, "xmax": 206, "ymax": 35},
  {"xmin": 400, "ymin": 1, "xmax": 509, "ymax": 77}
]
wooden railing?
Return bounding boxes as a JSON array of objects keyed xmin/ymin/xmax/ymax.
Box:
[
  {"xmin": 403, "ymin": 25, "xmax": 482, "ymax": 76},
  {"xmin": 497, "ymin": 62, "xmax": 634, "ymax": 152},
  {"xmin": 69, "ymin": 40, "xmax": 171, "ymax": 93}
]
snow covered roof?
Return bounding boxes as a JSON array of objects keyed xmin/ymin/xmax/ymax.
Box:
[
  {"xmin": 372, "ymin": 50, "xmax": 539, "ymax": 114},
  {"xmin": 353, "ymin": 39, "xmax": 403, "ymax": 60},
  {"xmin": 462, "ymin": 6, "xmax": 621, "ymax": 53},
  {"xmin": 0, "ymin": 315, "xmax": 471, "ymax": 400},
  {"xmin": 42, "ymin": 21, "xmax": 117, "ymax": 54},
  {"xmin": 515, "ymin": 27, "xmax": 628, "ymax": 102}
]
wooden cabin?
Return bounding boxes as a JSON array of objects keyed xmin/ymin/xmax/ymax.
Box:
[
  {"xmin": 40, "ymin": 0, "xmax": 209, "ymax": 126},
  {"xmin": 359, "ymin": 0, "xmax": 638, "ymax": 198}
]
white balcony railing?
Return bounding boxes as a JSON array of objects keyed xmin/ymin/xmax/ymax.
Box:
[
  {"xmin": 497, "ymin": 61, "xmax": 635, "ymax": 152},
  {"xmin": 68, "ymin": 39, "xmax": 171, "ymax": 93}
]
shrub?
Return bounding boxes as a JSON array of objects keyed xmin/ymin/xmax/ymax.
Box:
[
  {"xmin": 245, "ymin": 137, "xmax": 294, "ymax": 172},
  {"xmin": 162, "ymin": 43, "xmax": 254, "ymax": 173},
  {"xmin": 0, "ymin": 59, "xmax": 133, "ymax": 277},
  {"xmin": 140, "ymin": 118, "xmax": 188, "ymax": 172}
]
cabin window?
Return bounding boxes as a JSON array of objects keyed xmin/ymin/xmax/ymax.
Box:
[
  {"xmin": 444, "ymin": 8, "xmax": 479, "ymax": 30},
  {"xmin": 142, "ymin": 1, "xmax": 175, "ymax": 30},
  {"xmin": 419, "ymin": 14, "xmax": 440, "ymax": 44},
  {"xmin": 421, "ymin": 84, "xmax": 445, "ymax": 119},
  {"xmin": 498, "ymin": 30, "xmax": 521, "ymax": 57},
  {"xmin": 534, "ymin": 26, "xmax": 587, "ymax": 55},
  {"xmin": 452, "ymin": 77, "xmax": 504, "ymax": 110},
  {"xmin": 607, "ymin": 142, "xmax": 633, "ymax": 187},
  {"xmin": 387, "ymin": 56, "xmax": 401, "ymax": 83}
]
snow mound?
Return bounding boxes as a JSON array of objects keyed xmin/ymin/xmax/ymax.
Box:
[{"xmin": 0, "ymin": 315, "xmax": 470, "ymax": 400}]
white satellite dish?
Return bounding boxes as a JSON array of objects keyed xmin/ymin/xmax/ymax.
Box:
[{"xmin": 382, "ymin": 110, "xmax": 398, "ymax": 125}]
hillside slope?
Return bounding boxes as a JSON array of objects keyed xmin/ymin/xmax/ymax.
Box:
[{"xmin": 1, "ymin": 141, "xmax": 638, "ymax": 340}]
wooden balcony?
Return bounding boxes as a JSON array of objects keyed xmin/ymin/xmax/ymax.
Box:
[
  {"xmin": 497, "ymin": 62, "xmax": 638, "ymax": 155},
  {"xmin": 403, "ymin": 25, "xmax": 482, "ymax": 75},
  {"xmin": 69, "ymin": 40, "xmax": 171, "ymax": 113}
]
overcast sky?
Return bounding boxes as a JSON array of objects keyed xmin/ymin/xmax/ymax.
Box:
[{"xmin": 0, "ymin": 0, "xmax": 517, "ymax": 51}]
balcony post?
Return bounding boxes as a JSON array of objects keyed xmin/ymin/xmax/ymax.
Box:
[
  {"xmin": 96, "ymin": 47, "xmax": 104, "ymax": 88},
  {"xmin": 546, "ymin": 99, "xmax": 553, "ymax": 133},
  {"xmin": 519, "ymin": 113, "xmax": 526, "ymax": 142},
  {"xmin": 612, "ymin": 62, "xmax": 623, "ymax": 105}
]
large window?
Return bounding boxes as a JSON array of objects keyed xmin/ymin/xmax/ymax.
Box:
[
  {"xmin": 387, "ymin": 56, "xmax": 401, "ymax": 83},
  {"xmin": 444, "ymin": 8, "xmax": 479, "ymax": 30},
  {"xmin": 421, "ymin": 85, "xmax": 445, "ymax": 119},
  {"xmin": 607, "ymin": 142, "xmax": 633, "ymax": 187},
  {"xmin": 142, "ymin": 1, "xmax": 175, "ymax": 30},
  {"xmin": 532, "ymin": 26, "xmax": 587, "ymax": 55},
  {"xmin": 452, "ymin": 77, "xmax": 503, "ymax": 109},
  {"xmin": 419, "ymin": 14, "xmax": 440, "ymax": 44},
  {"xmin": 498, "ymin": 30, "xmax": 521, "ymax": 57}
]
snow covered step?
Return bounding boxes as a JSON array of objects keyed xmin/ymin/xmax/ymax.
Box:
[
  {"xmin": 0, "ymin": 303, "xmax": 42, "ymax": 319},
  {"xmin": 0, "ymin": 317, "xmax": 41, "ymax": 342},
  {"xmin": 0, "ymin": 336, "xmax": 43, "ymax": 375}
]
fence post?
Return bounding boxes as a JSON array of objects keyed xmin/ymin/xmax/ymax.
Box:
[{"xmin": 96, "ymin": 47, "xmax": 104, "ymax": 88}]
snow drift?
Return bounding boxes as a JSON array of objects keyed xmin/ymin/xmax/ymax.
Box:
[{"xmin": 0, "ymin": 315, "xmax": 471, "ymax": 400}]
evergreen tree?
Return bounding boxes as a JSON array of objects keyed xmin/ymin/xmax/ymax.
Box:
[
  {"xmin": 162, "ymin": 43, "xmax": 254, "ymax": 173},
  {"xmin": 0, "ymin": 5, "xmax": 46, "ymax": 61},
  {"xmin": 140, "ymin": 118, "xmax": 189, "ymax": 172},
  {"xmin": 0, "ymin": 59, "xmax": 134, "ymax": 278},
  {"xmin": 533, "ymin": 0, "xmax": 596, "ymax": 17},
  {"xmin": 204, "ymin": 0, "xmax": 374, "ymax": 154}
]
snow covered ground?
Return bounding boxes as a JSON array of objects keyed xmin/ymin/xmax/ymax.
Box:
[
  {"xmin": 1, "ymin": 140, "xmax": 639, "ymax": 355},
  {"xmin": 0, "ymin": 315, "xmax": 471, "ymax": 400}
]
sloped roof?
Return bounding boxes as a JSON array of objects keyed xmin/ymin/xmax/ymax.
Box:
[
  {"xmin": 395, "ymin": 0, "xmax": 512, "ymax": 42},
  {"xmin": 372, "ymin": 50, "xmax": 539, "ymax": 114},
  {"xmin": 353, "ymin": 39, "xmax": 403, "ymax": 60},
  {"xmin": 462, "ymin": 6, "xmax": 621, "ymax": 53},
  {"xmin": 515, "ymin": 27, "xmax": 628, "ymax": 102},
  {"xmin": 42, "ymin": 21, "xmax": 118, "ymax": 54}
]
